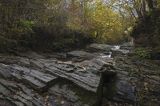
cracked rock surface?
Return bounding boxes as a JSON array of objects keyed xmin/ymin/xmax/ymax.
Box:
[{"xmin": 0, "ymin": 43, "xmax": 158, "ymax": 106}]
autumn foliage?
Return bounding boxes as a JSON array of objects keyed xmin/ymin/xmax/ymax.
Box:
[{"xmin": 0, "ymin": 0, "xmax": 139, "ymax": 52}]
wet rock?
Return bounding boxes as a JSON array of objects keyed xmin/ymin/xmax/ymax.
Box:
[
  {"xmin": 111, "ymin": 49, "xmax": 130, "ymax": 56},
  {"xmin": 67, "ymin": 51, "xmax": 94, "ymax": 60},
  {"xmin": 45, "ymin": 66, "xmax": 100, "ymax": 92},
  {"xmin": 49, "ymin": 84, "xmax": 79, "ymax": 102},
  {"xmin": 0, "ymin": 99, "xmax": 16, "ymax": 106},
  {"xmin": 14, "ymin": 51, "xmax": 45, "ymax": 59},
  {"xmin": 38, "ymin": 56, "xmax": 115, "ymax": 93},
  {"xmin": 43, "ymin": 52, "xmax": 67, "ymax": 59},
  {"xmin": 113, "ymin": 80, "xmax": 136, "ymax": 103},
  {"xmin": 76, "ymin": 57, "xmax": 114, "ymax": 71},
  {"xmin": 0, "ymin": 46, "xmax": 141, "ymax": 106},
  {"xmin": 67, "ymin": 51, "xmax": 97, "ymax": 62},
  {"xmin": 0, "ymin": 52, "xmax": 117, "ymax": 94},
  {"xmin": 0, "ymin": 63, "xmax": 58, "ymax": 92},
  {"xmin": 0, "ymin": 78, "xmax": 45, "ymax": 106},
  {"xmin": 101, "ymin": 77, "xmax": 136, "ymax": 104},
  {"xmin": 88, "ymin": 43, "xmax": 114, "ymax": 52},
  {"xmin": 0, "ymin": 83, "xmax": 11, "ymax": 96},
  {"xmin": 0, "ymin": 64, "xmax": 12, "ymax": 78},
  {"xmin": 49, "ymin": 79, "xmax": 97, "ymax": 106},
  {"xmin": 120, "ymin": 42, "xmax": 133, "ymax": 50}
]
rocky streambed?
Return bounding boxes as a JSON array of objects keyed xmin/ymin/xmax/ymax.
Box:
[{"xmin": 0, "ymin": 43, "xmax": 159, "ymax": 106}]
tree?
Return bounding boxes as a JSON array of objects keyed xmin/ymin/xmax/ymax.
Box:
[{"xmin": 86, "ymin": 0, "xmax": 124, "ymax": 42}]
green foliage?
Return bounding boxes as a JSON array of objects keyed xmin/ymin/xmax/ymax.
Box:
[
  {"xmin": 18, "ymin": 20, "xmax": 35, "ymax": 31},
  {"xmin": 0, "ymin": 0, "xmax": 136, "ymax": 52},
  {"xmin": 135, "ymin": 48, "xmax": 151, "ymax": 59},
  {"xmin": 64, "ymin": 0, "xmax": 133, "ymax": 43},
  {"xmin": 157, "ymin": 0, "xmax": 160, "ymax": 8},
  {"xmin": 88, "ymin": 0, "xmax": 124, "ymax": 42},
  {"xmin": 132, "ymin": 8, "xmax": 160, "ymax": 52},
  {"xmin": 0, "ymin": 36, "xmax": 17, "ymax": 52},
  {"xmin": 9, "ymin": 20, "xmax": 35, "ymax": 37}
]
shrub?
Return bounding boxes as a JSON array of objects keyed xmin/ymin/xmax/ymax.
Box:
[
  {"xmin": 18, "ymin": 20, "xmax": 35, "ymax": 32},
  {"xmin": 134, "ymin": 48, "xmax": 151, "ymax": 59},
  {"xmin": 0, "ymin": 36, "xmax": 18, "ymax": 52}
]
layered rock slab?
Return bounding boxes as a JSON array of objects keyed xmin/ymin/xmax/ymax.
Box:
[{"xmin": 0, "ymin": 46, "xmax": 137, "ymax": 106}]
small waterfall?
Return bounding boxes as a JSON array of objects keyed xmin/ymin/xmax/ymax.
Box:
[
  {"xmin": 99, "ymin": 52, "xmax": 112, "ymax": 58},
  {"xmin": 113, "ymin": 45, "xmax": 120, "ymax": 50}
]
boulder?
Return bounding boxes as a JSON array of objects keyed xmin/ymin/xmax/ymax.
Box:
[
  {"xmin": 87, "ymin": 43, "xmax": 114, "ymax": 52},
  {"xmin": 67, "ymin": 50, "xmax": 95, "ymax": 60},
  {"xmin": 120, "ymin": 42, "xmax": 133, "ymax": 50},
  {"xmin": 111, "ymin": 49, "xmax": 130, "ymax": 56}
]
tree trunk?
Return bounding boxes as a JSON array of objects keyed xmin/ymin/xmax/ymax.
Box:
[{"xmin": 146, "ymin": 0, "xmax": 154, "ymax": 10}]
